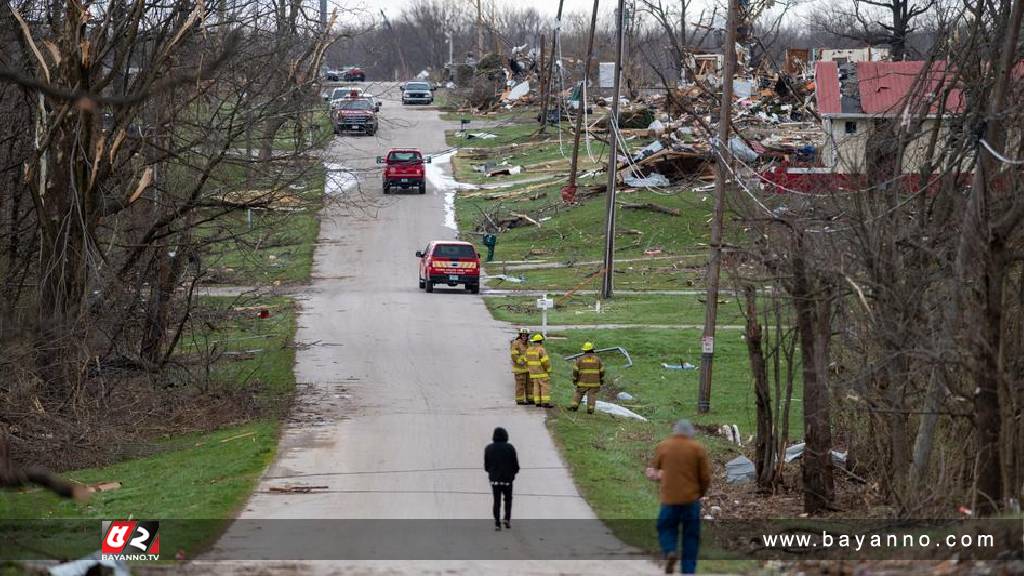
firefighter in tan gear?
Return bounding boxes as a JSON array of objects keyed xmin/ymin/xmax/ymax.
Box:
[
  {"xmin": 525, "ymin": 333, "xmax": 553, "ymax": 408},
  {"xmin": 570, "ymin": 342, "xmax": 604, "ymax": 414},
  {"xmin": 510, "ymin": 328, "xmax": 532, "ymax": 404}
]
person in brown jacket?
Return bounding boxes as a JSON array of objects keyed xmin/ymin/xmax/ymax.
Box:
[{"xmin": 647, "ymin": 419, "xmax": 710, "ymax": 574}]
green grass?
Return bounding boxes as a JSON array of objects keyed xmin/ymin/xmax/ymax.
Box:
[
  {"xmin": 541, "ymin": 328, "xmax": 802, "ymax": 439},
  {"xmin": 457, "ymin": 187, "xmax": 712, "ymax": 267},
  {"xmin": 271, "ymin": 109, "xmax": 334, "ymax": 151},
  {"xmin": 200, "ymin": 164, "xmax": 325, "ymax": 285},
  {"xmin": 484, "ymin": 294, "xmax": 746, "ymax": 326},
  {"xmin": 485, "ymin": 263, "xmax": 703, "ymax": 291},
  {"xmin": 455, "ymin": 177, "xmax": 715, "ymax": 290},
  {"xmin": 449, "ymin": 120, "xmax": 703, "ymax": 289},
  {"xmin": 0, "ymin": 297, "xmax": 300, "ymax": 561},
  {"xmin": 0, "ymin": 422, "xmax": 278, "ymax": 560},
  {"xmin": 539, "ymin": 328, "xmax": 802, "ymax": 565},
  {"xmin": 451, "ymin": 138, "xmax": 605, "ymax": 185},
  {"xmin": 439, "ymin": 108, "xmax": 532, "ymax": 123},
  {"xmin": 179, "ymin": 296, "xmax": 298, "ymax": 401},
  {"xmin": 446, "ymin": 123, "xmax": 542, "ymax": 148}
]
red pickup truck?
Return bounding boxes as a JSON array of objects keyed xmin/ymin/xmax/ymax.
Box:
[
  {"xmin": 416, "ymin": 241, "xmax": 481, "ymax": 294},
  {"xmin": 377, "ymin": 149, "xmax": 430, "ymax": 194}
]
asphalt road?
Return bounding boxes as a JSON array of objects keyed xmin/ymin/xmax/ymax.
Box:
[{"xmin": 203, "ymin": 84, "xmax": 659, "ymax": 574}]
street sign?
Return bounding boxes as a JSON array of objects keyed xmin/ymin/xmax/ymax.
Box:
[
  {"xmin": 537, "ymin": 294, "xmax": 554, "ymax": 337},
  {"xmin": 701, "ymin": 336, "xmax": 714, "ymax": 354},
  {"xmin": 599, "ymin": 62, "xmax": 615, "ymax": 88}
]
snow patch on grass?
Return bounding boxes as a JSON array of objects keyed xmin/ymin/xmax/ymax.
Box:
[
  {"xmin": 426, "ymin": 150, "xmax": 476, "ymax": 231},
  {"xmin": 324, "ymin": 163, "xmax": 358, "ymax": 195}
]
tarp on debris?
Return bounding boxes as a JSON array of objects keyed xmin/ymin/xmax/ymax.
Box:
[{"xmin": 594, "ymin": 400, "xmax": 646, "ymax": 420}]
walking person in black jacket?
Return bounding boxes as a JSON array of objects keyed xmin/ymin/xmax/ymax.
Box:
[{"xmin": 484, "ymin": 427, "xmax": 520, "ymax": 531}]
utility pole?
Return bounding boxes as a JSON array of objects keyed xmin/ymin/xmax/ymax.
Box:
[
  {"xmin": 565, "ymin": 0, "xmax": 600, "ymax": 202},
  {"xmin": 381, "ymin": 9, "xmax": 407, "ymax": 80},
  {"xmin": 538, "ymin": 0, "xmax": 566, "ymax": 135},
  {"xmin": 697, "ymin": 0, "xmax": 738, "ymax": 414},
  {"xmin": 601, "ymin": 0, "xmax": 627, "ymax": 299}
]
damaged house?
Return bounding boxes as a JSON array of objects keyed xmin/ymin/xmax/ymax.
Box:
[{"xmin": 814, "ymin": 60, "xmax": 964, "ymax": 175}]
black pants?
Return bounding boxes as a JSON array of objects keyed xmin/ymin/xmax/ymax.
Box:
[{"xmin": 491, "ymin": 483, "xmax": 513, "ymax": 523}]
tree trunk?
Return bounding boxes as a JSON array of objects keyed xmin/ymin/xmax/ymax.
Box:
[
  {"xmin": 791, "ymin": 234, "xmax": 834, "ymax": 513},
  {"xmin": 745, "ymin": 285, "xmax": 775, "ymax": 489}
]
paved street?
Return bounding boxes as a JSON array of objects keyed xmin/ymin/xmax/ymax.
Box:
[{"xmin": 205, "ymin": 84, "xmax": 659, "ymax": 574}]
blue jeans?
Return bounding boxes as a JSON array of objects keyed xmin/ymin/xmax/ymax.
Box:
[{"xmin": 657, "ymin": 501, "xmax": 700, "ymax": 574}]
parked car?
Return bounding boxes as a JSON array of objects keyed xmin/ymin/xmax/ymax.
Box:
[
  {"xmin": 342, "ymin": 67, "xmax": 365, "ymax": 81},
  {"xmin": 329, "ymin": 86, "xmax": 363, "ymax": 105},
  {"xmin": 332, "ymin": 98, "xmax": 378, "ymax": 136},
  {"xmin": 377, "ymin": 149, "xmax": 430, "ymax": 194},
  {"xmin": 416, "ymin": 241, "xmax": 481, "ymax": 293},
  {"xmin": 401, "ymin": 81, "xmax": 434, "ymax": 105},
  {"xmin": 324, "ymin": 69, "xmax": 340, "ymax": 82}
]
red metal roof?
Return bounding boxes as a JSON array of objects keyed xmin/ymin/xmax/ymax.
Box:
[
  {"xmin": 814, "ymin": 61, "xmax": 841, "ymax": 115},
  {"xmin": 856, "ymin": 61, "xmax": 964, "ymax": 115}
]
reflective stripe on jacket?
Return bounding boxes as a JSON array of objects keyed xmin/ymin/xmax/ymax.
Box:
[
  {"xmin": 525, "ymin": 345, "xmax": 550, "ymax": 379},
  {"xmin": 573, "ymin": 353, "xmax": 604, "ymax": 387},
  {"xmin": 510, "ymin": 338, "xmax": 529, "ymax": 374}
]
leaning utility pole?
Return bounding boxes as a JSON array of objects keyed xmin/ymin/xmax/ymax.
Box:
[
  {"xmin": 697, "ymin": 0, "xmax": 738, "ymax": 413},
  {"xmin": 601, "ymin": 0, "xmax": 627, "ymax": 299},
  {"xmin": 538, "ymin": 0, "xmax": 567, "ymax": 135},
  {"xmin": 565, "ymin": 0, "xmax": 600, "ymax": 203}
]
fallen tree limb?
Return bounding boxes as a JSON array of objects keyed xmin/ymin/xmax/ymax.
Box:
[
  {"xmin": 509, "ymin": 212, "xmax": 542, "ymax": 227},
  {"xmin": 618, "ymin": 202, "xmax": 681, "ymax": 216},
  {"xmin": 1, "ymin": 437, "xmax": 90, "ymax": 501}
]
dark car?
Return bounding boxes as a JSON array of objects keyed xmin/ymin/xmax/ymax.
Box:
[
  {"xmin": 324, "ymin": 69, "xmax": 340, "ymax": 82},
  {"xmin": 342, "ymin": 67, "xmax": 366, "ymax": 82},
  {"xmin": 402, "ymin": 81, "xmax": 434, "ymax": 105},
  {"xmin": 332, "ymin": 98, "xmax": 378, "ymax": 136}
]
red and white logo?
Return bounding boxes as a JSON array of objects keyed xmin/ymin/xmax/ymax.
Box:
[{"xmin": 101, "ymin": 521, "xmax": 160, "ymax": 560}]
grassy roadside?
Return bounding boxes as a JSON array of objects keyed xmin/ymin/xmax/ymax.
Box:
[
  {"xmin": 485, "ymin": 294, "xmax": 746, "ymax": 326},
  {"xmin": 271, "ymin": 109, "xmax": 334, "ymax": 151},
  {"xmin": 201, "ymin": 163, "xmax": 325, "ymax": 285},
  {"xmin": 1, "ymin": 423, "xmax": 279, "ymax": 560},
  {"xmin": 538, "ymin": 328, "xmax": 800, "ymax": 568},
  {"xmin": 452, "ymin": 119, "xmax": 799, "ymax": 569},
  {"xmin": 0, "ymin": 296, "xmax": 299, "ymax": 560},
  {"xmin": 2, "ymin": 103, "xmax": 328, "ymax": 565}
]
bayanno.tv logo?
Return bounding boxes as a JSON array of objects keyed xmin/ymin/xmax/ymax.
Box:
[{"xmin": 100, "ymin": 520, "xmax": 160, "ymax": 561}]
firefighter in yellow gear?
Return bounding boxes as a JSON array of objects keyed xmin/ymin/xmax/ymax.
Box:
[
  {"xmin": 525, "ymin": 333, "xmax": 553, "ymax": 407},
  {"xmin": 510, "ymin": 328, "xmax": 532, "ymax": 404},
  {"xmin": 570, "ymin": 342, "xmax": 604, "ymax": 414}
]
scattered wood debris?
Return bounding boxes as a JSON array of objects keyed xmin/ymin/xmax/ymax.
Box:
[
  {"xmin": 618, "ymin": 202, "xmax": 681, "ymax": 216},
  {"xmin": 268, "ymin": 484, "xmax": 328, "ymax": 494},
  {"xmin": 87, "ymin": 481, "xmax": 122, "ymax": 493}
]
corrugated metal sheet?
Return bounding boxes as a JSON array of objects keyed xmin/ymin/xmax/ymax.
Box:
[
  {"xmin": 815, "ymin": 61, "xmax": 841, "ymax": 115},
  {"xmin": 857, "ymin": 61, "xmax": 964, "ymax": 115}
]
